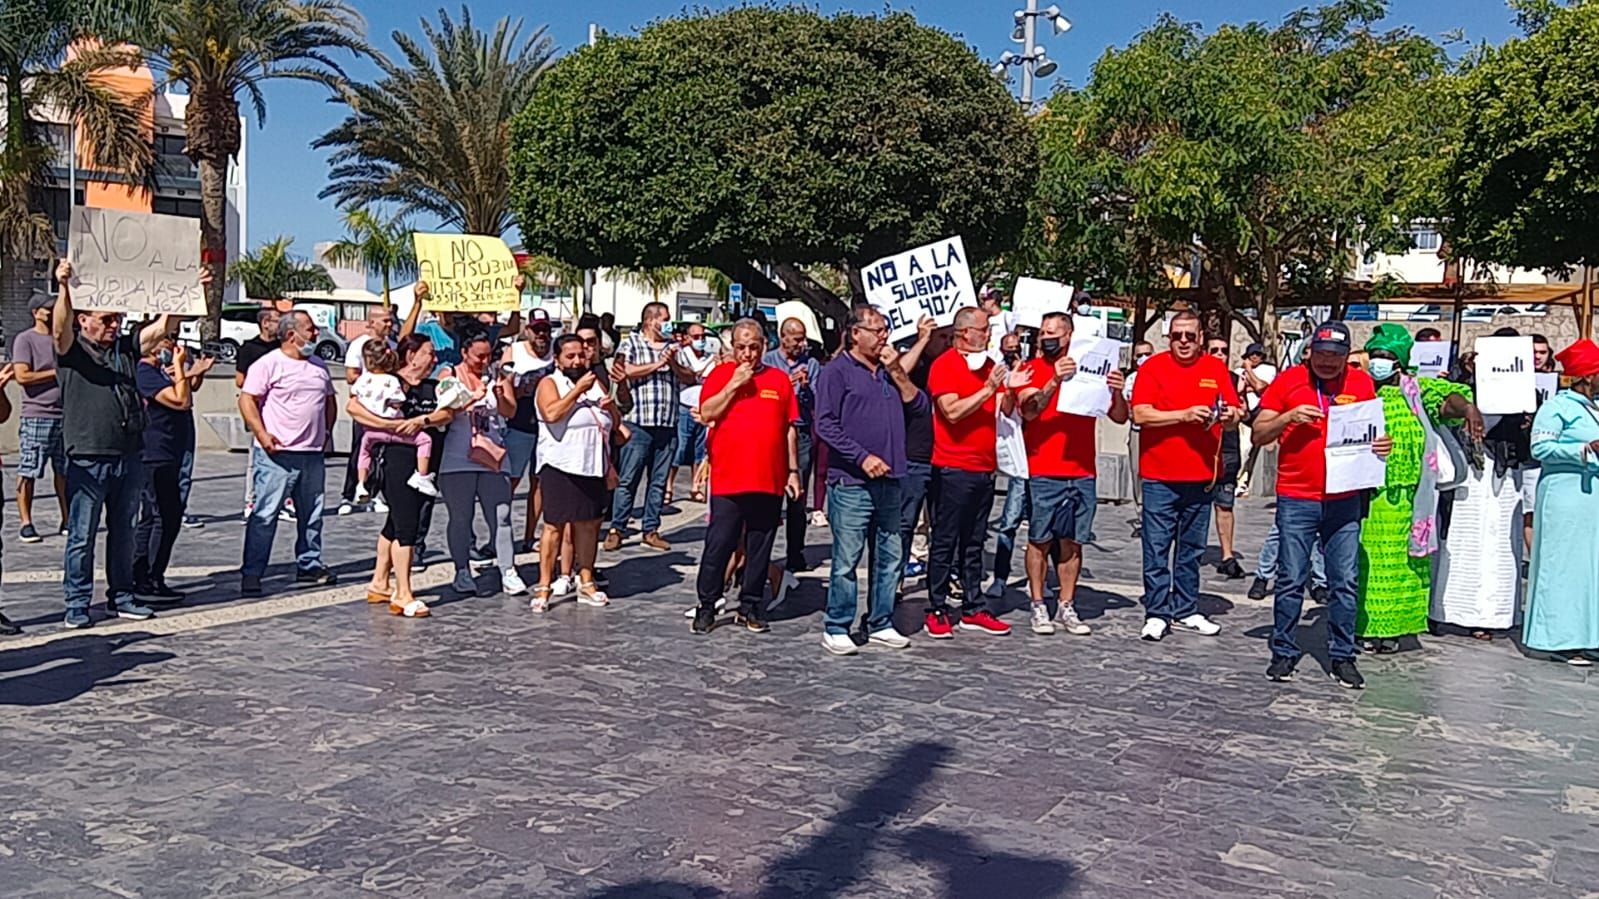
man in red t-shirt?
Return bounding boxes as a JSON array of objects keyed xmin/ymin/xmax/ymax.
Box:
[
  {"xmin": 1129, "ymin": 310, "xmax": 1243, "ymax": 642},
  {"xmin": 691, "ymin": 319, "xmax": 803, "ymax": 636},
  {"xmin": 1017, "ymin": 312, "xmax": 1129, "ymax": 637},
  {"xmin": 925, "ymin": 306, "xmax": 1021, "ymax": 639},
  {"xmin": 1252, "ymin": 320, "xmax": 1391, "ymax": 689}
]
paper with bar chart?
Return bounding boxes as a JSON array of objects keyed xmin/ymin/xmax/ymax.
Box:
[
  {"xmin": 1055, "ymin": 335, "xmax": 1122, "ymax": 417},
  {"xmin": 1324, "ymin": 398, "xmax": 1388, "ymax": 494},
  {"xmin": 1474, "ymin": 336, "xmax": 1536, "ymax": 414}
]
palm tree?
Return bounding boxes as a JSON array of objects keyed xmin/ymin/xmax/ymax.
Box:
[
  {"xmin": 229, "ymin": 236, "xmax": 334, "ymax": 300},
  {"xmin": 315, "ymin": 6, "xmax": 554, "ymax": 236},
  {"xmin": 142, "ymin": 0, "xmax": 368, "ymax": 337},
  {"xmin": 322, "ymin": 207, "xmax": 414, "ymax": 307},
  {"xmin": 520, "ymin": 252, "xmax": 582, "ymax": 321},
  {"xmin": 618, "ymin": 266, "xmax": 688, "ymax": 303},
  {"xmin": 1, "ymin": 0, "xmax": 156, "ymax": 339}
]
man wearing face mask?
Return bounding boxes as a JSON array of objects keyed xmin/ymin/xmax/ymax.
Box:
[
  {"xmin": 988, "ymin": 332, "xmax": 1031, "ymax": 599},
  {"xmin": 606, "ymin": 302, "xmax": 694, "ymax": 552},
  {"xmin": 924, "ymin": 306, "xmax": 1022, "ymax": 638},
  {"xmin": 1018, "ymin": 313, "xmax": 1129, "ymax": 636},
  {"xmin": 669, "ymin": 321, "xmax": 718, "ymax": 506},
  {"xmin": 764, "ymin": 318, "xmax": 823, "ymax": 572},
  {"xmin": 1130, "ymin": 311, "xmax": 1242, "ymax": 642},
  {"xmin": 1125, "ymin": 340, "xmax": 1154, "ymax": 536}
]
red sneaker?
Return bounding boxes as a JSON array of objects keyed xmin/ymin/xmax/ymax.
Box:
[
  {"xmin": 959, "ymin": 610, "xmax": 1012, "ymax": 636},
  {"xmin": 924, "ymin": 610, "xmax": 955, "ymax": 639}
]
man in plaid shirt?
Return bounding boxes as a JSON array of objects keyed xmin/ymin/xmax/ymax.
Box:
[{"xmin": 606, "ymin": 302, "xmax": 694, "ymax": 551}]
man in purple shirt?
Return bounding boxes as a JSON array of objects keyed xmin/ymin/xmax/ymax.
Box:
[{"xmin": 813, "ymin": 306, "xmax": 928, "ymax": 656}]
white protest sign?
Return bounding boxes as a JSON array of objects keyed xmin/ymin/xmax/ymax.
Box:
[
  {"xmin": 1535, "ymin": 372, "xmax": 1558, "ymax": 407},
  {"xmin": 1324, "ymin": 398, "xmax": 1388, "ymax": 493},
  {"xmin": 1408, "ymin": 340, "xmax": 1452, "ymax": 378},
  {"xmin": 1055, "ymin": 335, "xmax": 1121, "ymax": 417},
  {"xmin": 67, "ymin": 207, "xmax": 204, "ymax": 316},
  {"xmin": 863, "ymin": 236, "xmax": 974, "ymax": 343},
  {"xmin": 1474, "ymin": 335, "xmax": 1536, "ymax": 414},
  {"xmin": 1011, "ymin": 276, "xmax": 1074, "ymax": 329}
]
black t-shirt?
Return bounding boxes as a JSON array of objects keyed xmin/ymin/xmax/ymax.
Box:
[
  {"xmin": 508, "ymin": 363, "xmax": 555, "ymax": 433},
  {"xmin": 904, "ymin": 361, "xmax": 934, "ymax": 465},
  {"xmin": 57, "ymin": 334, "xmax": 145, "ymax": 456},
  {"xmin": 136, "ymin": 361, "xmax": 195, "ymax": 464},
  {"xmin": 380, "ymin": 377, "xmax": 447, "ymax": 474},
  {"xmin": 236, "ymin": 337, "xmax": 278, "ymax": 375}
]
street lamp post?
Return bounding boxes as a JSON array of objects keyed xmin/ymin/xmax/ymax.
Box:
[{"xmin": 992, "ymin": 1, "xmax": 1070, "ymax": 108}]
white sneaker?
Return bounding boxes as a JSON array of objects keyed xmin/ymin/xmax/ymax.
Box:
[
  {"xmin": 822, "ymin": 632, "xmax": 859, "ymax": 655},
  {"xmin": 407, "ymin": 472, "xmax": 440, "ymax": 497},
  {"xmin": 1055, "ymin": 604, "xmax": 1092, "ymax": 636},
  {"xmin": 809, "ymin": 510, "xmax": 828, "ymax": 527},
  {"xmin": 551, "ymin": 575, "xmax": 575, "ymax": 597},
  {"xmin": 684, "ymin": 596, "xmax": 727, "ymax": 618},
  {"xmin": 354, "ymin": 484, "xmax": 371, "ymax": 503},
  {"xmin": 371, "ymin": 495, "xmax": 389, "ymax": 513},
  {"xmin": 1030, "ymin": 603, "xmax": 1055, "ymax": 635},
  {"xmin": 1141, "ymin": 617, "xmax": 1169, "ymax": 642},
  {"xmin": 1174, "ymin": 613, "xmax": 1221, "ymax": 636},
  {"xmin": 337, "ymin": 501, "xmax": 355, "ymax": 516},
  {"xmin": 452, "ymin": 569, "xmax": 477, "ymax": 594},
  {"xmin": 502, "ymin": 567, "xmax": 528, "ymax": 596},
  {"xmin": 867, "ymin": 627, "xmax": 911, "ymax": 649}
]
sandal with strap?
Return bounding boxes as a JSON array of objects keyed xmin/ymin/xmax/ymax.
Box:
[
  {"xmin": 389, "ymin": 597, "xmax": 430, "ymax": 618},
  {"xmin": 530, "ymin": 585, "xmax": 551, "ymax": 613},
  {"xmin": 577, "ymin": 583, "xmax": 610, "ymax": 607},
  {"xmin": 366, "ymin": 587, "xmax": 393, "ymax": 604}
]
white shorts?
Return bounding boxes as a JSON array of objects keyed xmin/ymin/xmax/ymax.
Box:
[{"xmin": 1521, "ymin": 465, "xmax": 1539, "ymax": 515}]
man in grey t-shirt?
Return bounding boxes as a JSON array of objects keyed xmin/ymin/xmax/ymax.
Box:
[{"xmin": 11, "ymin": 292, "xmax": 67, "ymax": 544}]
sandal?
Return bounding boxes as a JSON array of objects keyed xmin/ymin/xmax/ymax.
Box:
[
  {"xmin": 388, "ymin": 597, "xmax": 430, "ymax": 618},
  {"xmin": 691, "ymin": 490, "xmax": 706, "ymax": 503},
  {"xmin": 1471, "ymin": 630, "xmax": 1494, "ymax": 642},
  {"xmin": 530, "ymin": 585, "xmax": 551, "ymax": 613},
  {"xmin": 366, "ymin": 587, "xmax": 392, "ymax": 604},
  {"xmin": 577, "ymin": 583, "xmax": 610, "ymax": 607}
]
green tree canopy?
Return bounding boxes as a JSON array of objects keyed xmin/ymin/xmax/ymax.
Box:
[
  {"xmin": 1443, "ymin": 0, "xmax": 1599, "ymax": 272},
  {"xmin": 509, "ymin": 6, "xmax": 1037, "ymax": 319},
  {"xmin": 229, "ymin": 236, "xmax": 335, "ymax": 300}
]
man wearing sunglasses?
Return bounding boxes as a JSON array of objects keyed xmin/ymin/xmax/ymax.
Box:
[
  {"xmin": 1129, "ymin": 311, "xmax": 1243, "ymax": 642},
  {"xmin": 52, "ymin": 260, "xmax": 190, "ymax": 629}
]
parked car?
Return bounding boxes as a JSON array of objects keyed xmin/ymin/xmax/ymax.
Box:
[
  {"xmin": 292, "ymin": 302, "xmax": 349, "ymax": 362},
  {"xmin": 177, "ymin": 305, "xmax": 262, "ymax": 363},
  {"xmin": 1408, "ymin": 304, "xmax": 1443, "ymax": 321},
  {"xmin": 1345, "ymin": 304, "xmax": 1379, "ymax": 321}
]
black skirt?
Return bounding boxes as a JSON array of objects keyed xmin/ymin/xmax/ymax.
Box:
[{"xmin": 540, "ymin": 466, "xmax": 608, "ymax": 524}]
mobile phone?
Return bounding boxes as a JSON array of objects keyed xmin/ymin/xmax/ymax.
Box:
[{"xmin": 202, "ymin": 341, "xmax": 226, "ymax": 358}]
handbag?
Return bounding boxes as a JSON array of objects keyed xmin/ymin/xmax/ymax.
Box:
[{"xmin": 467, "ymin": 408, "xmax": 505, "ymax": 471}]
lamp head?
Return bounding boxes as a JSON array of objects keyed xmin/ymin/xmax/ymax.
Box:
[{"xmin": 1034, "ymin": 56, "xmax": 1059, "ymax": 78}]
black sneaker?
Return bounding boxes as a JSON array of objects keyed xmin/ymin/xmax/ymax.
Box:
[
  {"xmin": 1216, "ymin": 557, "xmax": 1247, "ymax": 579},
  {"xmin": 1309, "ymin": 585, "xmax": 1329, "ymax": 604},
  {"xmin": 146, "ymin": 577, "xmax": 183, "ymax": 598},
  {"xmin": 240, "ymin": 576, "xmax": 263, "ymax": 597},
  {"xmin": 690, "ymin": 606, "xmax": 716, "ymax": 635},
  {"xmin": 295, "ymin": 567, "xmax": 338, "ymax": 586},
  {"xmin": 786, "ymin": 556, "xmax": 812, "ymax": 574},
  {"xmin": 1247, "ymin": 577, "xmax": 1270, "ymax": 600},
  {"xmin": 1266, "ymin": 655, "xmax": 1298, "ymax": 682},
  {"xmin": 0, "ymin": 612, "xmax": 20, "ymax": 636},
  {"xmin": 18, "ymin": 524, "xmax": 41, "ymax": 544},
  {"xmin": 1329, "ymin": 658, "xmax": 1365, "ymax": 690},
  {"xmin": 735, "ymin": 609, "xmax": 770, "ymax": 634},
  {"xmin": 182, "ymin": 514, "xmax": 204, "ymax": 529}
]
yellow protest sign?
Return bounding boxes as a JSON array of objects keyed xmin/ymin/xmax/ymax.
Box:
[{"xmin": 413, "ymin": 232, "xmax": 521, "ymax": 312}]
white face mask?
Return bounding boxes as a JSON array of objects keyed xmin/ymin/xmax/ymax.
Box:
[
  {"xmin": 1135, "ymin": 353, "xmax": 1152, "ymax": 368},
  {"xmin": 1368, "ymin": 358, "xmax": 1398, "ymax": 381},
  {"xmin": 963, "ymin": 350, "xmax": 990, "ymax": 371}
]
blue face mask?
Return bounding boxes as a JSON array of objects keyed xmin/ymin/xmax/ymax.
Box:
[
  {"xmin": 158, "ymin": 349, "xmax": 173, "ymax": 366},
  {"xmin": 660, "ymin": 321, "xmax": 674, "ymax": 337},
  {"xmin": 1368, "ymin": 358, "xmax": 1398, "ymax": 381},
  {"xmin": 692, "ymin": 338, "xmax": 708, "ymax": 352}
]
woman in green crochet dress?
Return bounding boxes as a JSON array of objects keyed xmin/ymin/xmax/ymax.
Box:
[{"xmin": 1358, "ymin": 325, "xmax": 1484, "ymax": 653}]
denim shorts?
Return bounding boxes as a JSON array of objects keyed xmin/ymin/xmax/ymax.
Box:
[
  {"xmin": 1027, "ymin": 476, "xmax": 1096, "ymax": 544},
  {"xmin": 16, "ymin": 416, "xmax": 65, "ymax": 480},
  {"xmin": 504, "ymin": 427, "xmax": 537, "ymax": 480}
]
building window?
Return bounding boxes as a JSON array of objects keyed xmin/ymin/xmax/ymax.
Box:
[
  {"xmin": 152, "ymin": 196, "xmax": 203, "ymax": 218},
  {"xmin": 41, "ymin": 186, "xmax": 86, "ymax": 247},
  {"xmin": 42, "ymin": 123, "xmax": 74, "ymax": 169},
  {"xmin": 1405, "ymin": 225, "xmax": 1441, "ymax": 253},
  {"xmin": 154, "ymin": 134, "xmax": 198, "ymax": 179}
]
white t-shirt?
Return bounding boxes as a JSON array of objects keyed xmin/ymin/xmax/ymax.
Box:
[
  {"xmin": 351, "ymin": 371, "xmax": 405, "ymax": 418},
  {"xmin": 986, "ymin": 310, "xmax": 1016, "ymax": 360},
  {"xmin": 537, "ymin": 370, "xmax": 612, "ymax": 479},
  {"xmin": 676, "ymin": 338, "xmax": 722, "ymax": 407},
  {"xmin": 1237, "ymin": 363, "xmax": 1279, "ymax": 410},
  {"xmin": 345, "ymin": 334, "xmax": 399, "ymax": 377},
  {"xmin": 510, "ymin": 340, "xmax": 554, "ymax": 374}
]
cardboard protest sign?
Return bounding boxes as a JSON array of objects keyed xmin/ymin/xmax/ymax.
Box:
[
  {"xmin": 863, "ymin": 236, "xmax": 974, "ymax": 342},
  {"xmin": 1474, "ymin": 335, "xmax": 1536, "ymax": 414},
  {"xmin": 67, "ymin": 207, "xmax": 203, "ymax": 316},
  {"xmin": 413, "ymin": 232, "xmax": 521, "ymax": 312},
  {"xmin": 1011, "ymin": 277, "xmax": 1074, "ymax": 329}
]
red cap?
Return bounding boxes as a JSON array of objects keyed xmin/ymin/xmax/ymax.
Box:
[{"xmin": 1556, "ymin": 339, "xmax": 1599, "ymax": 378}]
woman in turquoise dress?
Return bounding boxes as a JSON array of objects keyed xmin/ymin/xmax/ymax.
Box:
[{"xmin": 1524, "ymin": 339, "xmax": 1599, "ymax": 666}]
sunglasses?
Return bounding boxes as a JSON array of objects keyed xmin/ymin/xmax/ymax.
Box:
[
  {"xmin": 1207, "ymin": 346, "xmax": 1228, "ymax": 355},
  {"xmin": 1169, "ymin": 331, "xmax": 1200, "ymax": 342}
]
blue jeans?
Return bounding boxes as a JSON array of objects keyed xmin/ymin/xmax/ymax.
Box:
[
  {"xmin": 241, "ymin": 447, "xmax": 326, "ymax": 578},
  {"xmin": 674, "ymin": 407, "xmax": 707, "ymax": 466},
  {"xmin": 825, "ymin": 480, "xmax": 903, "ymax": 635},
  {"xmin": 179, "ymin": 446, "xmax": 194, "ymax": 506},
  {"xmin": 64, "ymin": 455, "xmax": 143, "ymax": 610},
  {"xmin": 991, "ymin": 478, "xmax": 1029, "ymax": 588},
  {"xmin": 1257, "ymin": 520, "xmax": 1326, "ymax": 587},
  {"xmin": 1272, "ymin": 496, "xmax": 1362, "ymax": 662},
  {"xmin": 898, "ymin": 460, "xmax": 932, "ymax": 566},
  {"xmin": 610, "ymin": 425, "xmax": 675, "ymax": 534},
  {"xmin": 1140, "ymin": 479, "xmax": 1212, "ymax": 621}
]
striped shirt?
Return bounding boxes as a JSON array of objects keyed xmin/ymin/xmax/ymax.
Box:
[{"xmin": 618, "ymin": 331, "xmax": 679, "ymax": 428}]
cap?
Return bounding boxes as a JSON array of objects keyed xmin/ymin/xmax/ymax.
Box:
[
  {"xmin": 1244, "ymin": 342, "xmax": 1266, "ymax": 358},
  {"xmin": 527, "ymin": 308, "xmax": 551, "ymax": 328},
  {"xmin": 1309, "ymin": 321, "xmax": 1352, "ymax": 354},
  {"xmin": 28, "ymin": 292, "xmax": 53, "ymax": 312}
]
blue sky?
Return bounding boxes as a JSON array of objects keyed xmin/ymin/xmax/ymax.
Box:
[{"xmin": 244, "ymin": 0, "xmax": 1521, "ymax": 255}]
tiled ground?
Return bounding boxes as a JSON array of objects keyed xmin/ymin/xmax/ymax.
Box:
[{"xmin": 2, "ymin": 452, "xmax": 1596, "ymax": 898}]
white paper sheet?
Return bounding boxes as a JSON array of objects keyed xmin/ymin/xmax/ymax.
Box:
[
  {"xmin": 1535, "ymin": 372, "xmax": 1558, "ymax": 407},
  {"xmin": 1055, "ymin": 335, "xmax": 1121, "ymax": 417},
  {"xmin": 1474, "ymin": 335, "xmax": 1536, "ymax": 414},
  {"xmin": 1409, "ymin": 340, "xmax": 1452, "ymax": 378},
  {"xmin": 1010, "ymin": 277, "xmax": 1074, "ymax": 330},
  {"xmin": 1324, "ymin": 398, "xmax": 1387, "ymax": 493}
]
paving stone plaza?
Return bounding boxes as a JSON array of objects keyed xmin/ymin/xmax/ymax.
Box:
[{"xmin": 2, "ymin": 451, "xmax": 1597, "ymax": 897}]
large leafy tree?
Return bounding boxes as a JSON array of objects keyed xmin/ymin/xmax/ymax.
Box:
[
  {"xmin": 1026, "ymin": 0, "xmax": 1450, "ymax": 352},
  {"xmin": 1442, "ymin": 0, "xmax": 1599, "ymax": 274},
  {"xmin": 509, "ymin": 7, "xmax": 1037, "ymax": 323},
  {"xmin": 141, "ymin": 0, "xmax": 368, "ymax": 337},
  {"xmin": 323, "ymin": 206, "xmax": 414, "ymax": 306},
  {"xmin": 316, "ymin": 6, "xmax": 555, "ymax": 236},
  {"xmin": 228, "ymin": 235, "xmax": 335, "ymax": 300},
  {"xmin": 0, "ymin": 0, "xmax": 155, "ymax": 339}
]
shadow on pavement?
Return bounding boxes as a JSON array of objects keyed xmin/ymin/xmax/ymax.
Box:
[{"xmin": 0, "ymin": 632, "xmax": 174, "ymax": 706}]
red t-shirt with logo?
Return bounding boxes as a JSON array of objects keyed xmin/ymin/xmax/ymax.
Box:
[
  {"xmin": 1129, "ymin": 351, "xmax": 1243, "ymax": 483},
  {"xmin": 1257, "ymin": 364, "xmax": 1377, "ymax": 501},
  {"xmin": 703, "ymin": 362, "xmax": 799, "ymax": 496},
  {"xmin": 1020, "ymin": 358, "xmax": 1097, "ymax": 478},
  {"xmin": 928, "ymin": 348, "xmax": 998, "ymax": 473}
]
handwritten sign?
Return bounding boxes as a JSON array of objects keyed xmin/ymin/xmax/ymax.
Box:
[
  {"xmin": 1011, "ymin": 276, "xmax": 1074, "ymax": 329},
  {"xmin": 413, "ymin": 232, "xmax": 520, "ymax": 312},
  {"xmin": 863, "ymin": 236, "xmax": 974, "ymax": 342},
  {"xmin": 1409, "ymin": 340, "xmax": 1452, "ymax": 378},
  {"xmin": 1325, "ymin": 398, "xmax": 1387, "ymax": 493},
  {"xmin": 67, "ymin": 207, "xmax": 203, "ymax": 315},
  {"xmin": 1055, "ymin": 335, "xmax": 1121, "ymax": 417},
  {"xmin": 1474, "ymin": 335, "xmax": 1536, "ymax": 414}
]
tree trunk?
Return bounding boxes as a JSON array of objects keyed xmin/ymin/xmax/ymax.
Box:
[
  {"xmin": 196, "ymin": 155, "xmax": 228, "ymax": 341},
  {"xmin": 766, "ymin": 262, "xmax": 850, "ymax": 333},
  {"xmin": 0, "ymin": 254, "xmax": 36, "ymax": 347}
]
